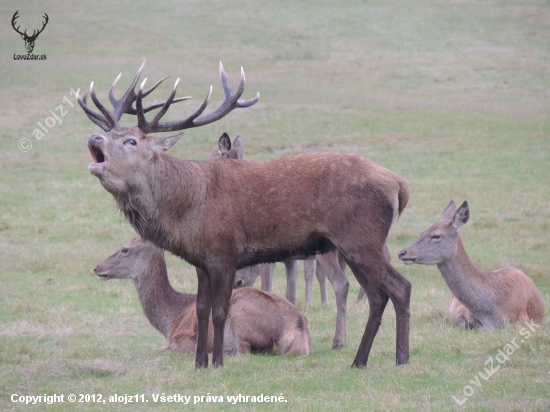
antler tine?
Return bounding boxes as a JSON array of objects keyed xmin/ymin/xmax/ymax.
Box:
[
  {"xmin": 109, "ymin": 60, "xmax": 190, "ymax": 120},
  {"xmin": 110, "ymin": 60, "xmax": 146, "ymax": 120},
  {"xmin": 89, "ymin": 81, "xmax": 118, "ymax": 129},
  {"xmin": 145, "ymin": 78, "xmax": 180, "ymax": 130},
  {"xmin": 190, "ymin": 63, "xmax": 259, "ymax": 128},
  {"xmin": 76, "ymin": 89, "xmax": 112, "ymax": 132},
  {"xmin": 136, "ymin": 78, "xmax": 149, "ymax": 130},
  {"xmin": 138, "ymin": 96, "xmax": 192, "ymax": 114},
  {"xmin": 136, "ymin": 62, "xmax": 259, "ymax": 133}
]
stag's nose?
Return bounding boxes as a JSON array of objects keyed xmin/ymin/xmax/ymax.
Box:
[
  {"xmin": 88, "ymin": 134, "xmax": 104, "ymax": 145},
  {"xmin": 93, "ymin": 265, "xmax": 99, "ymax": 273},
  {"xmin": 397, "ymin": 250, "xmax": 407, "ymax": 260}
]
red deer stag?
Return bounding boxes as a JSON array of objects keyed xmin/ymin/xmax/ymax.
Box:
[
  {"xmin": 398, "ymin": 200, "xmax": 545, "ymax": 328},
  {"xmin": 95, "ymin": 237, "xmax": 310, "ymax": 356},
  {"xmin": 77, "ymin": 61, "xmax": 411, "ymax": 368}
]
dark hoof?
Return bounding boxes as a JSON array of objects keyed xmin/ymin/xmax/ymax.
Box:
[{"xmin": 195, "ymin": 361, "xmax": 208, "ymax": 369}]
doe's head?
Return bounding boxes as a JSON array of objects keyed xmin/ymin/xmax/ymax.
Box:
[
  {"xmin": 398, "ymin": 200, "xmax": 470, "ymax": 266},
  {"xmin": 94, "ymin": 237, "xmax": 162, "ymax": 281}
]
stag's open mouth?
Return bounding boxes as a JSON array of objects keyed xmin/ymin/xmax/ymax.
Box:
[{"xmin": 88, "ymin": 144, "xmax": 107, "ymax": 164}]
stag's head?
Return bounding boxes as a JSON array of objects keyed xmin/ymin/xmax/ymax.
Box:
[
  {"xmin": 398, "ymin": 200, "xmax": 470, "ymax": 265},
  {"xmin": 78, "ymin": 61, "xmax": 259, "ymax": 195},
  {"xmin": 11, "ymin": 11, "xmax": 48, "ymax": 54}
]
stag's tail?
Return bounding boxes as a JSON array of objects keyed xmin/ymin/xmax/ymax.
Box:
[{"xmin": 397, "ymin": 178, "xmax": 410, "ymax": 218}]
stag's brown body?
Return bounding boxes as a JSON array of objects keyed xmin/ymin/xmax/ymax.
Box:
[
  {"xmin": 116, "ymin": 148, "xmax": 405, "ymax": 271},
  {"xmin": 78, "ymin": 62, "xmax": 411, "ymax": 368}
]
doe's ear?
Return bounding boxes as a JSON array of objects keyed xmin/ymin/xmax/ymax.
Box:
[
  {"xmin": 218, "ymin": 132, "xmax": 232, "ymax": 154},
  {"xmin": 231, "ymin": 135, "xmax": 244, "ymax": 159},
  {"xmin": 452, "ymin": 201, "xmax": 470, "ymax": 230},
  {"xmin": 151, "ymin": 132, "xmax": 183, "ymax": 152},
  {"xmin": 441, "ymin": 200, "xmax": 457, "ymax": 220}
]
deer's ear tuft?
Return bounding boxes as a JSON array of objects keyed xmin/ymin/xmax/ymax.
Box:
[
  {"xmin": 151, "ymin": 133, "xmax": 183, "ymax": 152},
  {"xmin": 452, "ymin": 201, "xmax": 470, "ymax": 230}
]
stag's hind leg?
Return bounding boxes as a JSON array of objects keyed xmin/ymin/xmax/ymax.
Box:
[{"xmin": 341, "ymin": 247, "xmax": 411, "ymax": 367}]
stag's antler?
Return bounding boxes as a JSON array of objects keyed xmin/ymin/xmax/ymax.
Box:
[
  {"xmin": 77, "ymin": 61, "xmax": 260, "ymax": 133},
  {"xmin": 77, "ymin": 60, "xmax": 191, "ymax": 132}
]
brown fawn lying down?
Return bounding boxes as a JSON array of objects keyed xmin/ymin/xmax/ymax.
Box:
[
  {"xmin": 399, "ymin": 200, "xmax": 545, "ymax": 328},
  {"xmin": 95, "ymin": 237, "xmax": 311, "ymax": 356}
]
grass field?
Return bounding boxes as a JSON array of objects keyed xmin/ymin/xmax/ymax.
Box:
[{"xmin": 1, "ymin": 0, "xmax": 549, "ymax": 410}]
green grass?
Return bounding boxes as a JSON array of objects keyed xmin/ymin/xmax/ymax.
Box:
[{"xmin": 1, "ymin": 0, "xmax": 550, "ymax": 410}]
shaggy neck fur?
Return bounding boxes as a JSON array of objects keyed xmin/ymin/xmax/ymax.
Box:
[{"xmin": 115, "ymin": 153, "xmax": 207, "ymax": 268}]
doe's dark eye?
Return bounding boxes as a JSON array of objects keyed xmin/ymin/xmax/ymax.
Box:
[{"xmin": 432, "ymin": 235, "xmax": 441, "ymax": 240}]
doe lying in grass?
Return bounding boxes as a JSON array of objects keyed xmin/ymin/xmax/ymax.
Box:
[
  {"xmin": 94, "ymin": 237, "xmax": 311, "ymax": 356},
  {"xmin": 398, "ymin": 200, "xmax": 545, "ymax": 328}
]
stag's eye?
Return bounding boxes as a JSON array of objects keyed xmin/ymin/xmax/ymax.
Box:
[
  {"xmin": 121, "ymin": 248, "xmax": 129, "ymax": 254},
  {"xmin": 124, "ymin": 139, "xmax": 137, "ymax": 146},
  {"xmin": 431, "ymin": 235, "xmax": 441, "ymax": 240}
]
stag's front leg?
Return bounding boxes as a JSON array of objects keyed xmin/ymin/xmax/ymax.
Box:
[
  {"xmin": 208, "ymin": 263, "xmax": 236, "ymax": 368},
  {"xmin": 195, "ymin": 267, "xmax": 212, "ymax": 368}
]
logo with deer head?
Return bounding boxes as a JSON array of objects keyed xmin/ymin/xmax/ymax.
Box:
[{"xmin": 11, "ymin": 11, "xmax": 49, "ymax": 54}]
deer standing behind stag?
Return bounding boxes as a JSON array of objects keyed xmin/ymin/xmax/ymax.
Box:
[{"xmin": 78, "ymin": 61, "xmax": 411, "ymax": 368}]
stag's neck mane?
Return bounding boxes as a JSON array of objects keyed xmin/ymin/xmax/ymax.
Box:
[
  {"xmin": 115, "ymin": 153, "xmax": 208, "ymax": 267},
  {"xmin": 133, "ymin": 249, "xmax": 195, "ymax": 338}
]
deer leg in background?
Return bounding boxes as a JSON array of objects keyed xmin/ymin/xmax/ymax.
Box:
[
  {"xmin": 305, "ymin": 257, "xmax": 328, "ymax": 306},
  {"xmin": 317, "ymin": 251, "xmax": 349, "ymax": 348},
  {"xmin": 283, "ymin": 258, "xmax": 299, "ymax": 305},
  {"xmin": 259, "ymin": 263, "xmax": 274, "ymax": 291},
  {"xmin": 304, "ymin": 257, "xmax": 315, "ymax": 306},
  {"xmin": 195, "ymin": 267, "xmax": 213, "ymax": 368},
  {"xmin": 208, "ymin": 263, "xmax": 236, "ymax": 368},
  {"xmin": 315, "ymin": 257, "xmax": 329, "ymax": 305}
]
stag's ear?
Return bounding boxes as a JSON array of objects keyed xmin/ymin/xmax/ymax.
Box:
[
  {"xmin": 441, "ymin": 200, "xmax": 457, "ymax": 221},
  {"xmin": 218, "ymin": 133, "xmax": 232, "ymax": 154},
  {"xmin": 151, "ymin": 133, "xmax": 183, "ymax": 152},
  {"xmin": 231, "ymin": 135, "xmax": 244, "ymax": 159},
  {"xmin": 452, "ymin": 201, "xmax": 469, "ymax": 230}
]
